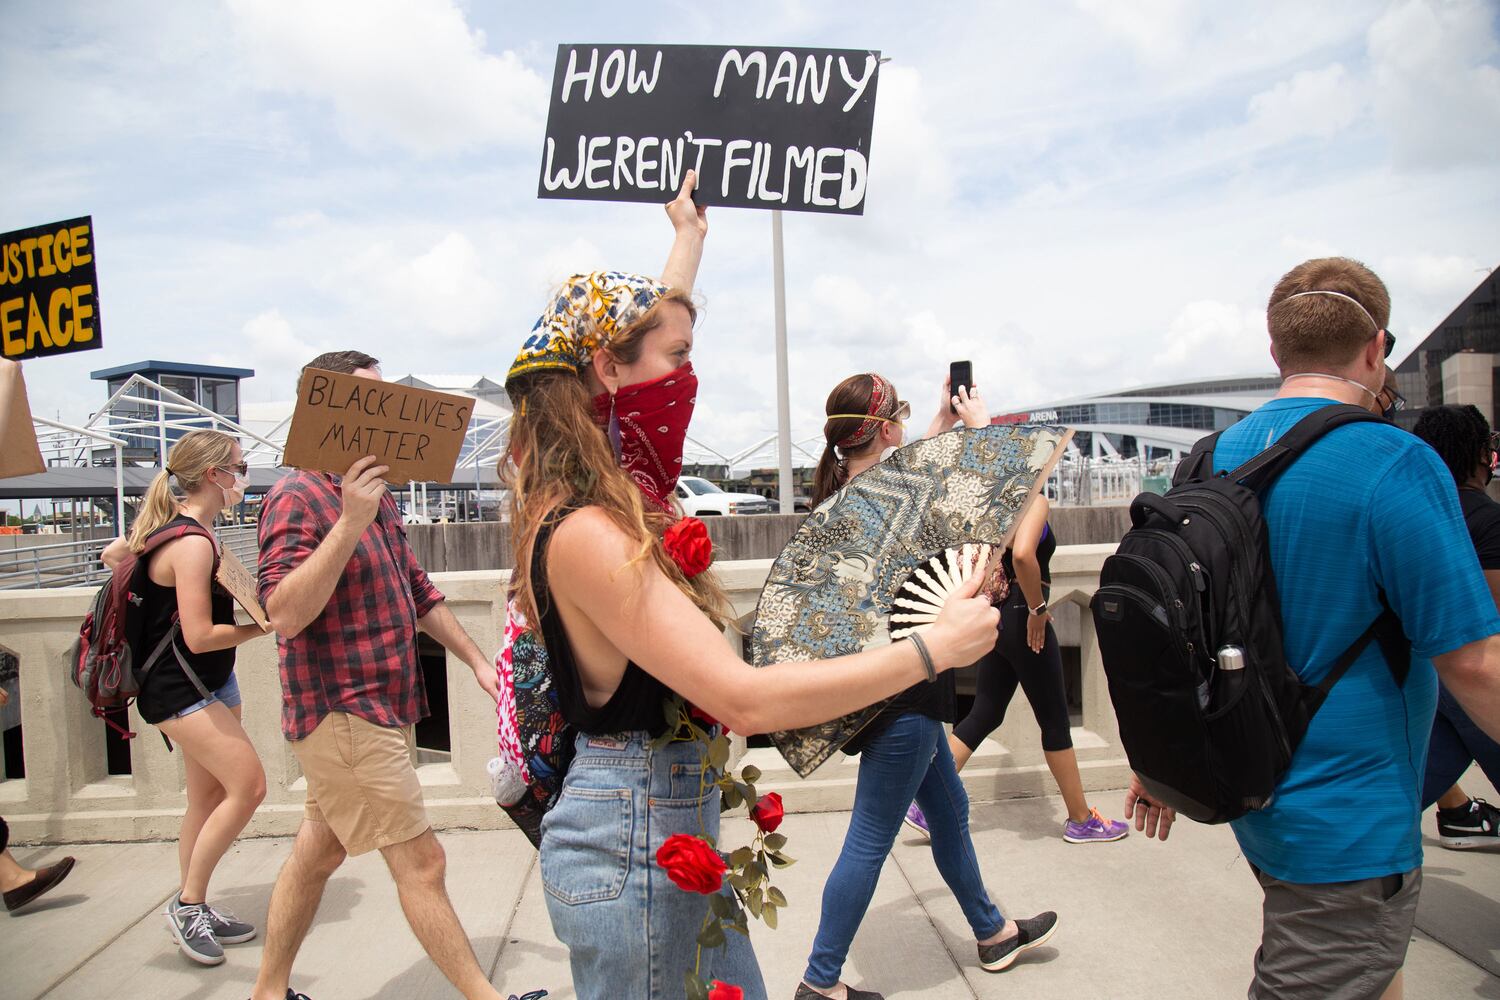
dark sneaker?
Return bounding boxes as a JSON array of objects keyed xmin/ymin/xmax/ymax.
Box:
[
  {"xmin": 903, "ymin": 803, "xmax": 929, "ymax": 837},
  {"xmin": 794, "ymin": 984, "xmax": 884, "ymax": 999},
  {"xmin": 1437, "ymin": 798, "xmax": 1500, "ymax": 849},
  {"xmin": 3, "ymin": 856, "xmax": 75, "ymax": 913},
  {"xmin": 165, "ymin": 897, "xmax": 224, "ymax": 965},
  {"xmin": 204, "ymin": 901, "xmax": 257, "ymax": 944},
  {"xmin": 977, "ymin": 912, "xmax": 1059, "ymax": 972},
  {"xmin": 508, "ymin": 992, "xmax": 549, "ymax": 1000}
]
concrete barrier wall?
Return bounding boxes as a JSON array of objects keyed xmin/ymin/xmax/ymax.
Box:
[
  {"xmin": 0, "ymin": 550, "xmax": 1128, "ymax": 844},
  {"xmin": 404, "ymin": 506, "xmax": 1131, "ymax": 573}
]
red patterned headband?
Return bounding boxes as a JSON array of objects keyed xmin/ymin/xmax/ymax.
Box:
[{"xmin": 832, "ymin": 373, "xmax": 897, "ymax": 449}]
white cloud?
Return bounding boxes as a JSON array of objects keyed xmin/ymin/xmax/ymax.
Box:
[
  {"xmin": 1156, "ymin": 301, "xmax": 1270, "ymax": 376},
  {"xmin": 337, "ymin": 231, "xmax": 509, "ymax": 343},
  {"xmin": 1368, "ymin": 0, "xmax": 1500, "ymax": 169},
  {"xmin": 226, "ymin": 0, "xmax": 547, "ymax": 155},
  {"xmin": 1247, "ymin": 64, "xmax": 1364, "ymax": 144},
  {"xmin": 1073, "ymin": 0, "xmax": 1198, "ymax": 60}
]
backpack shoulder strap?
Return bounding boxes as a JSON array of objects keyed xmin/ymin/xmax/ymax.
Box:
[
  {"xmin": 137, "ymin": 522, "xmax": 221, "ymax": 571},
  {"xmin": 1308, "ymin": 592, "xmax": 1411, "ymax": 711},
  {"xmin": 1226, "ymin": 404, "xmax": 1383, "ymax": 493},
  {"xmin": 1173, "ymin": 431, "xmax": 1224, "ymax": 487}
]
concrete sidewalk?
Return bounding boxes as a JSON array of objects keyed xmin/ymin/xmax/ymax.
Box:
[{"xmin": 4, "ymin": 785, "xmax": 1496, "ymax": 1000}]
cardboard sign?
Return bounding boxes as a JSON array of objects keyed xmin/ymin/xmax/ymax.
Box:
[
  {"xmin": 216, "ymin": 546, "xmax": 270, "ymax": 632},
  {"xmin": 538, "ymin": 44, "xmax": 880, "ymax": 215},
  {"xmin": 282, "ymin": 369, "xmax": 472, "ymax": 485},
  {"xmin": 0, "ymin": 216, "xmax": 103, "ymax": 361},
  {"xmin": 0, "ymin": 361, "xmax": 46, "ymax": 478}
]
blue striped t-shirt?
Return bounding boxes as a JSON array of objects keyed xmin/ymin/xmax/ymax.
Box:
[{"xmin": 1214, "ymin": 397, "xmax": 1500, "ymax": 884}]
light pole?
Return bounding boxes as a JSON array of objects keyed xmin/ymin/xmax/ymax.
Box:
[{"xmin": 771, "ymin": 210, "xmax": 794, "ymax": 514}]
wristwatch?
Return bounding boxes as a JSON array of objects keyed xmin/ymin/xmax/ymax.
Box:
[{"xmin": 1029, "ymin": 600, "xmax": 1049, "ymax": 617}]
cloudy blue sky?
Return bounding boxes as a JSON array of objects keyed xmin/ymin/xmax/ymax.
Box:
[{"xmin": 4, "ymin": 0, "xmax": 1498, "ymax": 461}]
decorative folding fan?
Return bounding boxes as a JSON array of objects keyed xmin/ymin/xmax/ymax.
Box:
[
  {"xmin": 750, "ymin": 423, "xmax": 1072, "ymax": 777},
  {"xmin": 889, "ymin": 544, "xmax": 993, "ymax": 640}
]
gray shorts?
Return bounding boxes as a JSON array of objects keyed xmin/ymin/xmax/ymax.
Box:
[{"xmin": 1249, "ymin": 864, "xmax": 1421, "ymax": 1000}]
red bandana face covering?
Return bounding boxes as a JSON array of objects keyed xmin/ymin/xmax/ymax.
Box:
[{"xmin": 593, "ymin": 362, "xmax": 698, "ymax": 513}]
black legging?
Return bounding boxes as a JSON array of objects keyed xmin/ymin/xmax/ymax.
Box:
[{"xmin": 952, "ymin": 597, "xmax": 1073, "ymax": 753}]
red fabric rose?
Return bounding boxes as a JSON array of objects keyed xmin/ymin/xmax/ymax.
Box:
[
  {"xmin": 708, "ymin": 982, "xmax": 744, "ymax": 1000},
  {"xmin": 664, "ymin": 516, "xmax": 713, "ymax": 577},
  {"xmin": 749, "ymin": 791, "xmax": 784, "ymax": 834},
  {"xmin": 689, "ymin": 705, "xmax": 730, "ymax": 736},
  {"xmin": 655, "ymin": 833, "xmax": 726, "ymax": 894}
]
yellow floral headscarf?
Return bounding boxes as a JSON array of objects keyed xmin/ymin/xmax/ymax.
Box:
[{"xmin": 507, "ymin": 271, "xmax": 668, "ymax": 389}]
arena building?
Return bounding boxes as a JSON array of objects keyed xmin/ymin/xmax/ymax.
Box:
[{"xmin": 990, "ymin": 374, "xmax": 1281, "ymax": 461}]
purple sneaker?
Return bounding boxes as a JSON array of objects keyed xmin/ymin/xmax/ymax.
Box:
[
  {"xmin": 1063, "ymin": 807, "xmax": 1129, "ymax": 844},
  {"xmin": 903, "ymin": 802, "xmax": 929, "ymax": 837}
]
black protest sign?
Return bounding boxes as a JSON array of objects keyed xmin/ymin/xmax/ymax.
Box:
[
  {"xmin": 282, "ymin": 370, "xmax": 473, "ymax": 485},
  {"xmin": 539, "ymin": 44, "xmax": 880, "ymax": 215},
  {"xmin": 0, "ymin": 216, "xmax": 103, "ymax": 361}
]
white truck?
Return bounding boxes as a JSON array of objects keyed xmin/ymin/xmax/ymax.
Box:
[{"xmin": 673, "ymin": 476, "xmax": 774, "ymax": 516}]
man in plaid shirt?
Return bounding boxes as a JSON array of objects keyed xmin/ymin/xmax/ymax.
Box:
[{"xmin": 251, "ymin": 351, "xmax": 513, "ymax": 1000}]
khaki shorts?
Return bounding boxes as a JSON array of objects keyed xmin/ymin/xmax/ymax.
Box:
[
  {"xmin": 291, "ymin": 711, "xmax": 429, "ymax": 856},
  {"xmin": 1249, "ymin": 864, "xmax": 1421, "ymax": 1000}
]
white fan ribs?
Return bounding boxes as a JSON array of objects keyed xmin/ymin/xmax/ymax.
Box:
[{"xmin": 890, "ymin": 543, "xmax": 992, "ymax": 639}]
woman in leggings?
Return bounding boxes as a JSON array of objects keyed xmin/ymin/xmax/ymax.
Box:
[
  {"xmin": 906, "ymin": 494, "xmax": 1130, "ymax": 844},
  {"xmin": 795, "ymin": 374, "xmax": 1058, "ymax": 1000}
]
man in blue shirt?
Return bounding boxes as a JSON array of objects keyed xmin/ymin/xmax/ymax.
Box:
[{"xmin": 1124, "ymin": 257, "xmax": 1500, "ymax": 1000}]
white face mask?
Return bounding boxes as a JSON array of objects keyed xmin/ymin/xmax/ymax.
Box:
[{"xmin": 215, "ymin": 468, "xmax": 248, "ymax": 506}]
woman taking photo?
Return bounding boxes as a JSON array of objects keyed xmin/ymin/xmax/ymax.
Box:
[
  {"xmin": 790, "ymin": 374, "xmax": 1058, "ymax": 1000},
  {"xmin": 102, "ymin": 430, "xmax": 267, "ymax": 966},
  {"xmin": 905, "ymin": 492, "xmax": 1130, "ymax": 845},
  {"xmin": 502, "ymin": 176, "xmax": 1000, "ymax": 1000}
]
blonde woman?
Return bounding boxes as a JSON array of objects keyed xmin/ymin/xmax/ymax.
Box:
[{"xmin": 101, "ymin": 430, "xmax": 267, "ymax": 966}]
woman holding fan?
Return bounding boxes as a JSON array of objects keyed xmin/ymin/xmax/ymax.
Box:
[
  {"xmin": 501, "ymin": 175, "xmax": 1000, "ymax": 1000},
  {"xmin": 791, "ymin": 374, "xmax": 1059, "ymax": 1000}
]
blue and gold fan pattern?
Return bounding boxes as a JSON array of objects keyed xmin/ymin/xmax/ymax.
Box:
[{"xmin": 750, "ymin": 424, "xmax": 1072, "ymax": 777}]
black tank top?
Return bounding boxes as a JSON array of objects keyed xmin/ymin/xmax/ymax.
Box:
[
  {"xmin": 136, "ymin": 516, "xmax": 237, "ymax": 724},
  {"xmin": 1001, "ymin": 522, "xmax": 1056, "ymax": 605},
  {"xmin": 534, "ymin": 506, "xmax": 675, "ymax": 736}
]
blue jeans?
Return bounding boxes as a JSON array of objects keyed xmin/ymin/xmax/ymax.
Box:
[
  {"xmin": 1422, "ymin": 684, "xmax": 1500, "ymax": 809},
  {"xmin": 169, "ymin": 672, "xmax": 241, "ymax": 719},
  {"xmin": 804, "ymin": 713, "xmax": 1004, "ymax": 989},
  {"xmin": 541, "ymin": 732, "xmax": 767, "ymax": 1000}
]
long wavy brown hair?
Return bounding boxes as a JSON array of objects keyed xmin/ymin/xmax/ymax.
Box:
[{"xmin": 504, "ymin": 290, "xmax": 732, "ymax": 630}]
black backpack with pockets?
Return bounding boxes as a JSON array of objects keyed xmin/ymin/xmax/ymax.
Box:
[{"xmin": 1090, "ymin": 403, "xmax": 1410, "ymax": 823}]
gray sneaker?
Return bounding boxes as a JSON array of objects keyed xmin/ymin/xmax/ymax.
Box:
[
  {"xmin": 204, "ymin": 901, "xmax": 257, "ymax": 944},
  {"xmin": 977, "ymin": 912, "xmax": 1058, "ymax": 972},
  {"xmin": 165, "ymin": 897, "xmax": 224, "ymax": 965}
]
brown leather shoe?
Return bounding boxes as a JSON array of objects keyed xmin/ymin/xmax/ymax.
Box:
[{"xmin": 4, "ymin": 856, "xmax": 76, "ymax": 913}]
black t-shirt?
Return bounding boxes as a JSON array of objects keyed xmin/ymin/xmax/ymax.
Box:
[
  {"xmin": 1459, "ymin": 488, "xmax": 1500, "ymax": 570},
  {"xmin": 136, "ymin": 516, "xmax": 237, "ymax": 724},
  {"xmin": 534, "ymin": 507, "xmax": 676, "ymax": 737}
]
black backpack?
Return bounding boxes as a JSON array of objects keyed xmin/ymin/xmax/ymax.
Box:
[{"xmin": 1090, "ymin": 403, "xmax": 1410, "ymax": 824}]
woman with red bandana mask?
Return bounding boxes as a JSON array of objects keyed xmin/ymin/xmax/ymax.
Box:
[{"xmin": 501, "ymin": 173, "xmax": 1002, "ymax": 1000}]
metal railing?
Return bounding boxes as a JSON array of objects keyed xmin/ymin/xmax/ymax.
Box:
[
  {"xmin": 1046, "ymin": 457, "xmax": 1182, "ymax": 507},
  {"xmin": 0, "ymin": 525, "xmax": 260, "ymax": 591}
]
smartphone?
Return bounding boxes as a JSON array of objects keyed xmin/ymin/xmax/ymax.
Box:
[{"xmin": 949, "ymin": 360, "xmax": 973, "ymax": 414}]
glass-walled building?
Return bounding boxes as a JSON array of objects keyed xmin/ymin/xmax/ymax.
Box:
[
  {"xmin": 89, "ymin": 360, "xmax": 255, "ymax": 464},
  {"xmin": 992, "ymin": 375, "xmax": 1281, "ymax": 460}
]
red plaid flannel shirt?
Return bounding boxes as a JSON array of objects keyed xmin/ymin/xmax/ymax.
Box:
[{"xmin": 257, "ymin": 471, "xmax": 444, "ymax": 741}]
